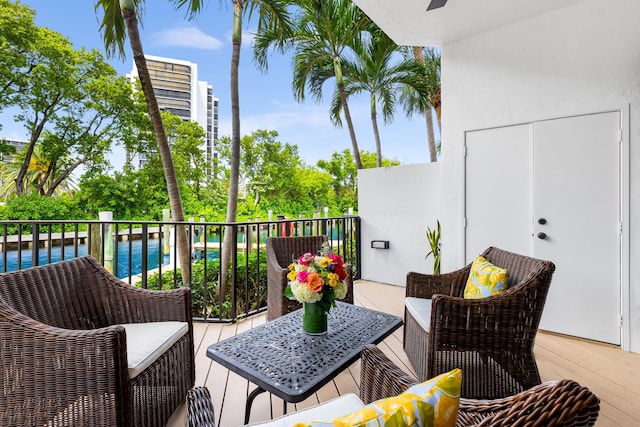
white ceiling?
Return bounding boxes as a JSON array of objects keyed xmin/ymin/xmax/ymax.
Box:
[{"xmin": 351, "ymin": 0, "xmax": 587, "ymax": 47}]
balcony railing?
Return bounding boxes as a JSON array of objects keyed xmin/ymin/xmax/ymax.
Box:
[{"xmin": 0, "ymin": 216, "xmax": 360, "ymax": 322}]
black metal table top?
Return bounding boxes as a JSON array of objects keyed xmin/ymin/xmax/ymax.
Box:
[{"xmin": 206, "ymin": 302, "xmax": 402, "ymax": 403}]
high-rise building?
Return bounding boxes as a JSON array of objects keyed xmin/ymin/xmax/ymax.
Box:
[
  {"xmin": 0, "ymin": 138, "xmax": 28, "ymax": 164},
  {"xmin": 127, "ymin": 55, "xmax": 219, "ymax": 174}
]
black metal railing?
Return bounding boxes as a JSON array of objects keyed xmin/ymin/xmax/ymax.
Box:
[{"xmin": 0, "ymin": 216, "xmax": 360, "ymax": 322}]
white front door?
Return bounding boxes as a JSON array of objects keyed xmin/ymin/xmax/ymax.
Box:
[
  {"xmin": 464, "ymin": 111, "xmax": 621, "ymax": 345},
  {"xmin": 533, "ymin": 112, "xmax": 621, "ymax": 344},
  {"xmin": 465, "ymin": 124, "xmax": 532, "ymax": 260}
]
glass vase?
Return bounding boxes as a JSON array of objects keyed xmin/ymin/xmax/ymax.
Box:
[{"xmin": 302, "ymin": 302, "xmax": 328, "ymax": 335}]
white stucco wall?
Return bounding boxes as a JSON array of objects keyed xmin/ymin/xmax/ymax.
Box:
[
  {"xmin": 439, "ymin": 0, "xmax": 640, "ymax": 351},
  {"xmin": 358, "ymin": 163, "xmax": 441, "ymax": 286}
]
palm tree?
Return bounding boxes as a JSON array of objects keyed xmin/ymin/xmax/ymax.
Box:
[
  {"xmin": 329, "ymin": 30, "xmax": 425, "ymax": 167},
  {"xmin": 208, "ymin": 0, "xmax": 293, "ymax": 300},
  {"xmin": 401, "ymin": 46, "xmax": 441, "ymax": 162},
  {"xmin": 253, "ymin": 0, "xmax": 373, "ymax": 170},
  {"xmin": 0, "ymin": 144, "xmax": 77, "ymax": 202},
  {"xmin": 95, "ymin": 0, "xmax": 205, "ymax": 286}
]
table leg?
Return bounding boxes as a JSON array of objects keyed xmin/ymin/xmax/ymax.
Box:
[
  {"xmin": 283, "ymin": 400, "xmax": 287, "ymax": 415},
  {"xmin": 245, "ymin": 386, "xmax": 267, "ymax": 424}
]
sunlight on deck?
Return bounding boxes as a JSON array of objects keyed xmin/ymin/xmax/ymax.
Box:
[{"xmin": 168, "ymin": 281, "xmax": 640, "ymax": 426}]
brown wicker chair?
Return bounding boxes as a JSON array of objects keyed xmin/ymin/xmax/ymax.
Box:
[
  {"xmin": 404, "ymin": 246, "xmax": 556, "ymax": 399},
  {"xmin": 0, "ymin": 255, "xmax": 194, "ymax": 427},
  {"xmin": 185, "ymin": 344, "xmax": 599, "ymax": 426},
  {"xmin": 360, "ymin": 345, "xmax": 600, "ymax": 426},
  {"xmin": 266, "ymin": 235, "xmax": 354, "ymax": 321}
]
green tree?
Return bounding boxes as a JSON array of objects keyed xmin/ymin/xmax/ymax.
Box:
[
  {"xmin": 401, "ymin": 47, "xmax": 441, "ymax": 162},
  {"xmin": 317, "ymin": 149, "xmax": 357, "ymax": 206},
  {"xmin": 3, "ymin": 18, "xmax": 144, "ymax": 196},
  {"xmin": 76, "ymin": 167, "xmax": 168, "ymax": 219},
  {"xmin": 330, "ymin": 30, "xmax": 425, "ymax": 167},
  {"xmin": 10, "ymin": 29, "xmax": 83, "ymax": 195},
  {"xmin": 0, "ymin": 192, "xmax": 80, "ymax": 223},
  {"xmin": 161, "ymin": 111, "xmax": 208, "ymax": 201},
  {"xmin": 0, "ymin": 0, "xmax": 39, "ymax": 116},
  {"xmin": 0, "ymin": 142, "xmax": 77, "ymax": 202},
  {"xmin": 209, "ymin": 0, "xmax": 293, "ymax": 297},
  {"xmin": 95, "ymin": 0, "xmax": 206, "ymax": 285},
  {"xmin": 317, "ymin": 149, "xmax": 398, "ymax": 212},
  {"xmin": 253, "ymin": 0, "xmax": 373, "ymax": 170},
  {"xmin": 217, "ymin": 129, "xmax": 303, "ymax": 207}
]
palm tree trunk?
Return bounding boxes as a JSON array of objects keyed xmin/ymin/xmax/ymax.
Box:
[
  {"xmin": 432, "ymin": 90, "xmax": 441, "ymax": 131},
  {"xmin": 15, "ymin": 118, "xmax": 48, "ymax": 195},
  {"xmin": 370, "ymin": 94, "xmax": 382, "ymax": 167},
  {"xmin": 122, "ymin": 8, "xmax": 191, "ymax": 286},
  {"xmin": 412, "ymin": 46, "xmax": 438, "ymax": 162},
  {"xmin": 425, "ymin": 108, "xmax": 437, "ymax": 162},
  {"xmin": 338, "ymin": 83, "xmax": 362, "ymax": 169},
  {"xmin": 220, "ymin": 0, "xmax": 243, "ymax": 302}
]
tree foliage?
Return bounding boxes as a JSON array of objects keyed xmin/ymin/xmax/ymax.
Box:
[
  {"xmin": 253, "ymin": 0, "xmax": 373, "ymax": 170},
  {"xmin": 0, "ymin": 2, "xmax": 144, "ymax": 196}
]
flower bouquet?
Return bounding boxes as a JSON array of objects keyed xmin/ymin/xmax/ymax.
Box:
[{"xmin": 284, "ymin": 244, "xmax": 349, "ymax": 334}]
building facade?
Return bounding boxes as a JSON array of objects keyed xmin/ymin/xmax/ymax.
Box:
[
  {"xmin": 0, "ymin": 138, "xmax": 28, "ymax": 164},
  {"xmin": 127, "ymin": 55, "xmax": 219, "ymax": 174}
]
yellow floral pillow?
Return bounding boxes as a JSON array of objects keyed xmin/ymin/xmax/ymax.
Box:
[
  {"xmin": 294, "ymin": 368, "xmax": 461, "ymax": 427},
  {"xmin": 463, "ymin": 255, "xmax": 509, "ymax": 299}
]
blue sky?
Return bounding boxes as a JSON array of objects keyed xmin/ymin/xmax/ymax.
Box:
[{"xmin": 5, "ymin": 0, "xmax": 434, "ymax": 170}]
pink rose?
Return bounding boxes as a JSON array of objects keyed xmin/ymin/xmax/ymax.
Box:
[
  {"xmin": 297, "ymin": 270, "xmax": 309, "ymax": 283},
  {"xmin": 298, "ymin": 253, "xmax": 314, "ymax": 266}
]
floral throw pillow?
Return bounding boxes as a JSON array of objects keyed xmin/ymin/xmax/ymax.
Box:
[
  {"xmin": 294, "ymin": 368, "xmax": 461, "ymax": 427},
  {"xmin": 463, "ymin": 255, "xmax": 509, "ymax": 299}
]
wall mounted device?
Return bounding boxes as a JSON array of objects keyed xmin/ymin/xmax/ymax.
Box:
[{"xmin": 371, "ymin": 240, "xmax": 390, "ymax": 249}]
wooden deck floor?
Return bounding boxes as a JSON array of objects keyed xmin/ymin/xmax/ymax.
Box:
[{"xmin": 167, "ymin": 280, "xmax": 640, "ymax": 426}]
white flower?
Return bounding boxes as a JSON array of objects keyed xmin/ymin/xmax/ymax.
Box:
[
  {"xmin": 290, "ymin": 280, "xmax": 322, "ymax": 303},
  {"xmin": 333, "ymin": 281, "xmax": 348, "ymax": 300}
]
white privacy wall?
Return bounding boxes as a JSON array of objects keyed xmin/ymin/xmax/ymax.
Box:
[
  {"xmin": 358, "ymin": 163, "xmax": 441, "ymax": 286},
  {"xmin": 438, "ymin": 0, "xmax": 640, "ymax": 351}
]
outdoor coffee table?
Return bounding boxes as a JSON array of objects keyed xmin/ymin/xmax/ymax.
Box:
[{"xmin": 206, "ymin": 301, "xmax": 402, "ymax": 424}]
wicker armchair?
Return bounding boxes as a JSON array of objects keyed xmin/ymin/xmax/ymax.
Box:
[
  {"xmin": 185, "ymin": 344, "xmax": 599, "ymax": 426},
  {"xmin": 266, "ymin": 235, "xmax": 354, "ymax": 321},
  {"xmin": 404, "ymin": 246, "xmax": 556, "ymax": 399},
  {"xmin": 0, "ymin": 256, "xmax": 194, "ymax": 427},
  {"xmin": 360, "ymin": 345, "xmax": 600, "ymax": 426}
]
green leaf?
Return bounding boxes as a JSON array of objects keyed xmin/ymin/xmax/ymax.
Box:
[{"xmin": 284, "ymin": 283, "xmax": 295, "ymax": 299}]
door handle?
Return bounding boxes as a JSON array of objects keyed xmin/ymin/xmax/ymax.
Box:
[
  {"xmin": 538, "ymin": 218, "xmax": 547, "ymax": 225},
  {"xmin": 537, "ymin": 232, "xmax": 547, "ymax": 240}
]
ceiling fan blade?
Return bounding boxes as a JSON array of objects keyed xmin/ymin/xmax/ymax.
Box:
[{"xmin": 427, "ymin": 0, "xmax": 448, "ymax": 11}]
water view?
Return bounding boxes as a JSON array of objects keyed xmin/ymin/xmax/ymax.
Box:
[{"xmin": 2, "ymin": 239, "xmax": 169, "ymax": 279}]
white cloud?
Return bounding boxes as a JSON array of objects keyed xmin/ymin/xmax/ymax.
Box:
[
  {"xmin": 218, "ymin": 103, "xmax": 330, "ymax": 137},
  {"xmin": 151, "ymin": 26, "xmax": 224, "ymax": 50}
]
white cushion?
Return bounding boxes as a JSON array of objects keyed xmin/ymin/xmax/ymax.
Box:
[
  {"xmin": 244, "ymin": 393, "xmax": 365, "ymax": 427},
  {"xmin": 121, "ymin": 321, "xmax": 188, "ymax": 378},
  {"xmin": 405, "ymin": 297, "xmax": 432, "ymax": 332}
]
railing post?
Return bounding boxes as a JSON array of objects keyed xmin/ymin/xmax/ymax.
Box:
[
  {"xmin": 354, "ymin": 216, "xmax": 362, "ymax": 280},
  {"xmin": 89, "ymin": 221, "xmax": 101, "ymax": 261},
  {"xmin": 231, "ymin": 224, "xmax": 238, "ymax": 319},
  {"xmin": 141, "ymin": 223, "xmax": 148, "ymax": 289},
  {"xmin": 31, "ymin": 222, "xmax": 39, "ymax": 267},
  {"xmin": 163, "ymin": 208, "xmax": 171, "ymax": 256},
  {"xmin": 99, "ymin": 211, "xmax": 114, "ymax": 274}
]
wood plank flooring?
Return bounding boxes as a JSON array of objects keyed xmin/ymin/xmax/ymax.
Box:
[{"xmin": 168, "ymin": 280, "xmax": 640, "ymax": 426}]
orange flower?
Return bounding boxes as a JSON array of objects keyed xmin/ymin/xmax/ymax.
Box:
[{"xmin": 307, "ymin": 272, "xmax": 324, "ymax": 292}]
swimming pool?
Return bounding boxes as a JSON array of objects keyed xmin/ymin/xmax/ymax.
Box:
[{"xmin": 1, "ymin": 238, "xmax": 169, "ymax": 279}]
